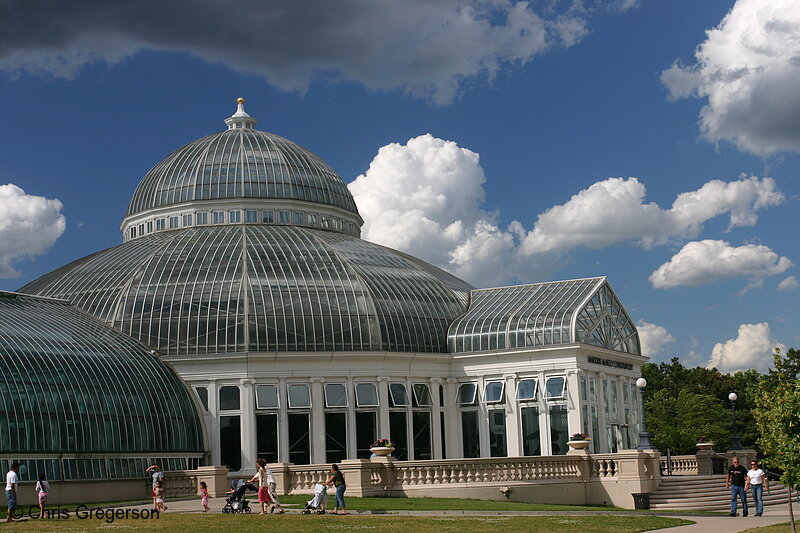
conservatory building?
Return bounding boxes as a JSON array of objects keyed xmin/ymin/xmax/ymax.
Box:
[{"xmin": 17, "ymin": 99, "xmax": 646, "ymax": 475}]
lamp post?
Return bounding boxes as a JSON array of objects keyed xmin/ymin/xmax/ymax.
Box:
[
  {"xmin": 636, "ymin": 377, "xmax": 655, "ymax": 451},
  {"xmin": 728, "ymin": 392, "xmax": 742, "ymax": 450}
]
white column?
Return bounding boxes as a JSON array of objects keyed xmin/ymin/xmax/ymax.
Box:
[
  {"xmin": 477, "ymin": 377, "xmax": 490, "ymax": 457},
  {"xmin": 376, "ymin": 377, "xmax": 390, "ymax": 438},
  {"xmin": 538, "ymin": 374, "xmax": 551, "ymax": 455},
  {"xmin": 430, "ymin": 378, "xmax": 443, "ymax": 459},
  {"xmin": 278, "ymin": 378, "xmax": 290, "ymax": 463},
  {"xmin": 597, "ymin": 372, "xmax": 608, "ymax": 453},
  {"xmin": 405, "ymin": 376, "xmax": 415, "ymax": 459},
  {"xmin": 310, "ymin": 378, "xmax": 326, "ymax": 464},
  {"xmin": 504, "ymin": 374, "xmax": 520, "ymax": 457},
  {"xmin": 240, "ymin": 378, "xmax": 257, "ymax": 473},
  {"xmin": 208, "ymin": 380, "xmax": 221, "ymax": 466},
  {"xmin": 444, "ymin": 378, "xmax": 460, "ymax": 458},
  {"xmin": 346, "ymin": 377, "xmax": 357, "ymax": 459}
]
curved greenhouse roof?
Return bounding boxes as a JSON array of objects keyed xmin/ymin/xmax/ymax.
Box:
[
  {"xmin": 126, "ymin": 99, "xmax": 358, "ymax": 218},
  {"xmin": 22, "ymin": 225, "xmax": 473, "ymax": 356},
  {"xmin": 447, "ymin": 277, "xmax": 640, "ymax": 355},
  {"xmin": 0, "ymin": 291, "xmax": 204, "ymax": 455}
]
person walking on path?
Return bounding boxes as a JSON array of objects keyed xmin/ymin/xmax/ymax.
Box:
[
  {"xmin": 146, "ymin": 464, "xmax": 164, "ymax": 511},
  {"xmin": 35, "ymin": 472, "xmax": 50, "ymax": 518},
  {"xmin": 324, "ymin": 464, "xmax": 347, "ymax": 515},
  {"xmin": 264, "ymin": 464, "xmax": 285, "ymax": 513},
  {"xmin": 199, "ymin": 481, "xmax": 210, "ymax": 512},
  {"xmin": 248, "ymin": 458, "xmax": 272, "ymax": 514},
  {"xmin": 746, "ymin": 459, "xmax": 769, "ymax": 517},
  {"xmin": 5, "ymin": 462, "xmax": 19, "ymax": 522},
  {"xmin": 727, "ymin": 456, "xmax": 749, "ymax": 517}
]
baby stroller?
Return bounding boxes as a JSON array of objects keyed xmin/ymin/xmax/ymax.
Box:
[
  {"xmin": 301, "ymin": 483, "xmax": 328, "ymax": 514},
  {"xmin": 222, "ymin": 479, "xmax": 256, "ymax": 514}
]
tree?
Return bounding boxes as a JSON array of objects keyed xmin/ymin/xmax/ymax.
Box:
[
  {"xmin": 755, "ymin": 348, "xmax": 800, "ymax": 533},
  {"xmin": 645, "ymin": 388, "xmax": 729, "ymax": 455},
  {"xmin": 642, "ymin": 359, "xmax": 762, "ymax": 453}
]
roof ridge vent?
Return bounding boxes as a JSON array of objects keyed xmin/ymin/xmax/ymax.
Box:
[{"xmin": 224, "ymin": 97, "xmax": 258, "ymax": 130}]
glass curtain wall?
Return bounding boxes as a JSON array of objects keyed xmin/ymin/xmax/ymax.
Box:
[
  {"xmin": 389, "ymin": 384, "xmax": 409, "ymax": 460},
  {"xmin": 355, "ymin": 383, "xmax": 378, "ymax": 459}
]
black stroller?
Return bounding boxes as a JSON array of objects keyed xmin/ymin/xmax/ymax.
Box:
[{"xmin": 222, "ymin": 479, "xmax": 257, "ymax": 514}]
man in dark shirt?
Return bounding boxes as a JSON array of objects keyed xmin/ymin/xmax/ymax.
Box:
[{"xmin": 726, "ymin": 456, "xmax": 749, "ymax": 517}]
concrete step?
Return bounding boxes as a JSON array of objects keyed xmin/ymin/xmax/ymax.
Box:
[
  {"xmin": 652, "ymin": 486, "xmax": 789, "ymax": 499},
  {"xmin": 650, "ymin": 481, "xmax": 794, "ymax": 510}
]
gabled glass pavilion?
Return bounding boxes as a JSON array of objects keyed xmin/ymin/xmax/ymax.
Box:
[{"xmin": 19, "ymin": 99, "xmax": 647, "ymax": 474}]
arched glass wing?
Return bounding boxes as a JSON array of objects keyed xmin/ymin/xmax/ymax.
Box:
[{"xmin": 0, "ymin": 291, "xmax": 204, "ymax": 455}]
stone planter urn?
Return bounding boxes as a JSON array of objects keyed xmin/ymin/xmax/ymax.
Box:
[
  {"xmin": 370, "ymin": 446, "xmax": 394, "ymax": 456},
  {"xmin": 696, "ymin": 442, "xmax": 715, "ymax": 451},
  {"xmin": 567, "ymin": 440, "xmax": 591, "ymax": 450}
]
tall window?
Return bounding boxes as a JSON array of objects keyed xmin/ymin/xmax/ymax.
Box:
[
  {"xmin": 182, "ymin": 214, "xmax": 193, "ymax": 227},
  {"xmin": 458, "ymin": 383, "xmax": 479, "ymax": 457},
  {"xmin": 229, "ymin": 210, "xmax": 241, "ymax": 223},
  {"xmin": 549, "ymin": 405, "xmax": 569, "ymax": 455},
  {"xmin": 389, "ymin": 383, "xmax": 408, "ymax": 460},
  {"xmin": 220, "ymin": 416, "xmax": 241, "ymax": 471},
  {"xmin": 262, "ymin": 210, "xmax": 274, "ymax": 223},
  {"xmin": 355, "ymin": 383, "xmax": 378, "ymax": 458},
  {"xmin": 155, "ymin": 218, "xmax": 165, "ymax": 231},
  {"xmin": 169, "ymin": 216, "xmax": 179, "ymax": 229},
  {"xmin": 245, "ymin": 210, "xmax": 258, "ymax": 223},
  {"xmin": 293, "ymin": 212, "xmax": 304, "ymax": 225},
  {"xmin": 279, "ymin": 211, "xmax": 291, "ymax": 224},
  {"xmin": 146, "ymin": 220, "xmax": 153, "ymax": 233},
  {"xmin": 255, "ymin": 385, "xmax": 279, "ymax": 462},
  {"xmin": 521, "ymin": 406, "xmax": 541, "ymax": 455},
  {"xmin": 412, "ymin": 384, "xmax": 432, "ymax": 460},
  {"xmin": 196, "ymin": 212, "xmax": 208, "ymax": 225},
  {"xmin": 212, "ymin": 211, "xmax": 224, "ymax": 224},
  {"xmin": 287, "ymin": 384, "xmax": 311, "ymax": 464}
]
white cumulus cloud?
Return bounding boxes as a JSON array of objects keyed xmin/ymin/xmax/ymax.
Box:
[
  {"xmin": 707, "ymin": 322, "xmax": 785, "ymax": 373},
  {"xmin": 661, "ymin": 0, "xmax": 800, "ymax": 155},
  {"xmin": 777, "ymin": 275, "xmax": 799, "ymax": 292},
  {"xmin": 649, "ymin": 240, "xmax": 793, "ymax": 289},
  {"xmin": 0, "ymin": 184, "xmax": 66, "ymax": 278},
  {"xmin": 351, "ymin": 135, "xmax": 785, "ymax": 287},
  {"xmin": 522, "ymin": 175, "xmax": 783, "ymax": 254},
  {"xmin": 636, "ymin": 320, "xmax": 676, "ymax": 358}
]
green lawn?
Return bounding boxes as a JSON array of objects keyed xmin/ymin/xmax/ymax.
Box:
[
  {"xmin": 741, "ymin": 524, "xmax": 796, "ymax": 533},
  {"xmin": 275, "ymin": 494, "xmax": 624, "ymax": 511},
  {"xmin": 3, "ymin": 513, "xmax": 693, "ymax": 532}
]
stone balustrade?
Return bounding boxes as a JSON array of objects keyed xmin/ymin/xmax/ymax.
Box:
[
  {"xmin": 202, "ymin": 450, "xmax": 660, "ymax": 508},
  {"xmin": 658, "ymin": 455, "xmax": 699, "ymax": 475}
]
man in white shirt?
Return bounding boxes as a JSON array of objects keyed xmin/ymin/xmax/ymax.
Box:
[
  {"xmin": 5, "ymin": 462, "xmax": 19, "ymax": 522},
  {"xmin": 745, "ymin": 459, "xmax": 769, "ymax": 517}
]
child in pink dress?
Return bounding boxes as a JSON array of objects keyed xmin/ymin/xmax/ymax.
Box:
[{"xmin": 199, "ymin": 481, "xmax": 210, "ymax": 512}]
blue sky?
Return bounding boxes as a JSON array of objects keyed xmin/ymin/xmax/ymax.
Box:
[{"xmin": 1, "ymin": 0, "xmax": 798, "ymax": 372}]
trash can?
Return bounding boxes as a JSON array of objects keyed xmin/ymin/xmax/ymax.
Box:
[{"xmin": 632, "ymin": 493, "xmax": 650, "ymax": 510}]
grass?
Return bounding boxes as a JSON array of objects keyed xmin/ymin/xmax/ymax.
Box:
[
  {"xmin": 274, "ymin": 494, "xmax": 625, "ymax": 511},
  {"xmin": 741, "ymin": 524, "xmax": 797, "ymax": 533},
  {"xmin": 2, "ymin": 513, "xmax": 694, "ymax": 532}
]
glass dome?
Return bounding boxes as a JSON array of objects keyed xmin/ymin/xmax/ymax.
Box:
[
  {"xmin": 125, "ymin": 99, "xmax": 359, "ymax": 220},
  {"xmin": 0, "ymin": 291, "xmax": 204, "ymax": 455},
  {"xmin": 22, "ymin": 225, "xmax": 473, "ymax": 355}
]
